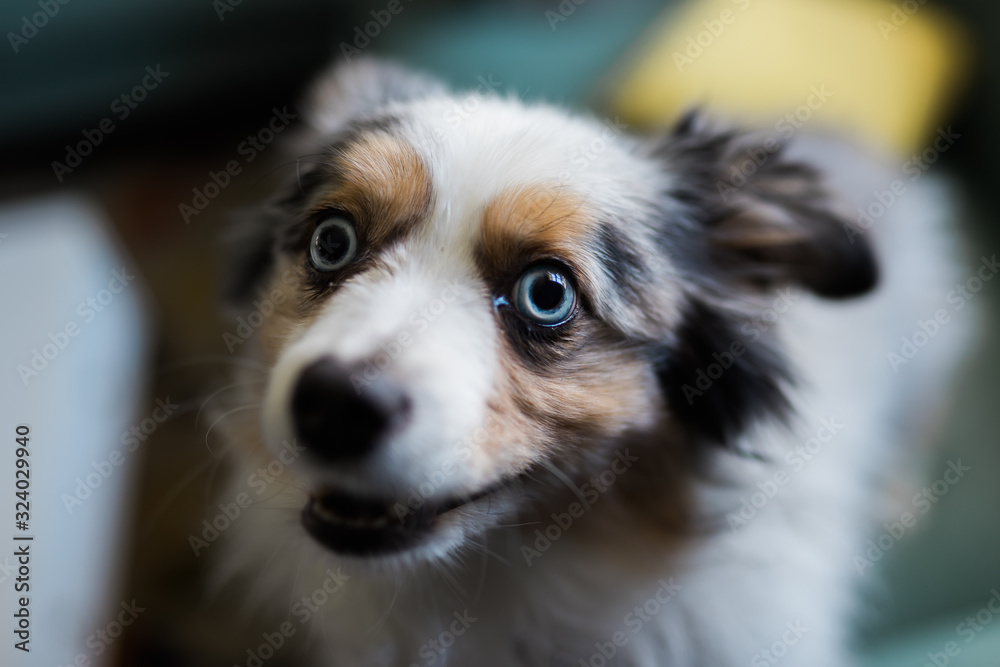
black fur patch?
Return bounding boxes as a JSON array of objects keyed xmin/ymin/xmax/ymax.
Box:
[
  {"xmin": 656, "ymin": 299, "xmax": 792, "ymax": 448},
  {"xmin": 596, "ymin": 223, "xmax": 648, "ymax": 308},
  {"xmin": 220, "ymin": 208, "xmax": 280, "ymax": 308},
  {"xmin": 656, "ymin": 111, "xmax": 879, "ymax": 300}
]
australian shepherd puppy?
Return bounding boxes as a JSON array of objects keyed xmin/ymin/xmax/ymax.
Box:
[{"xmin": 215, "ymin": 59, "xmax": 969, "ymax": 666}]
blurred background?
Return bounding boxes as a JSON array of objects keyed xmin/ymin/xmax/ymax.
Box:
[{"xmin": 0, "ymin": 0, "xmax": 997, "ymax": 665}]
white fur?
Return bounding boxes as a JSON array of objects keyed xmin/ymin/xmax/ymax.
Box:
[{"xmin": 220, "ymin": 88, "xmax": 971, "ymax": 666}]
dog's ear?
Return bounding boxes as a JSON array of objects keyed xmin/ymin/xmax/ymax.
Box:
[
  {"xmin": 301, "ymin": 57, "xmax": 448, "ymax": 137},
  {"xmin": 651, "ymin": 112, "xmax": 878, "ymax": 450},
  {"xmin": 660, "ymin": 111, "xmax": 878, "ymax": 299}
]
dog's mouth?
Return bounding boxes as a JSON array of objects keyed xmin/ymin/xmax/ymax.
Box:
[{"xmin": 301, "ymin": 481, "xmax": 506, "ymax": 556}]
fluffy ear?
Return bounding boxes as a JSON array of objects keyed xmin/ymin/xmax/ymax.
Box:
[
  {"xmin": 300, "ymin": 57, "xmax": 448, "ymax": 136},
  {"xmin": 660, "ymin": 111, "xmax": 878, "ymax": 299},
  {"xmin": 652, "ymin": 113, "xmax": 879, "ymax": 450}
]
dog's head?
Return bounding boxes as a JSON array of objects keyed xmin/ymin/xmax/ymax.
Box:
[{"xmin": 223, "ymin": 59, "xmax": 876, "ymax": 565}]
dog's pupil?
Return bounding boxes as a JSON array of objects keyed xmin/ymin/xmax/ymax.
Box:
[
  {"xmin": 531, "ymin": 277, "xmax": 564, "ymax": 311},
  {"xmin": 319, "ymin": 227, "xmax": 348, "ymax": 260}
]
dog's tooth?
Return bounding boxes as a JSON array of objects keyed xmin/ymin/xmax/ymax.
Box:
[
  {"xmin": 343, "ymin": 515, "xmax": 390, "ymax": 530},
  {"xmin": 313, "ymin": 503, "xmax": 345, "ymax": 524},
  {"xmin": 312, "ymin": 498, "xmax": 394, "ymax": 530}
]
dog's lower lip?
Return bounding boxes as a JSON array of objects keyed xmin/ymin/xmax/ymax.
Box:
[{"xmin": 301, "ymin": 483, "xmax": 500, "ymax": 556}]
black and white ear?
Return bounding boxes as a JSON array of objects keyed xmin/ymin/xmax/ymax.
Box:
[
  {"xmin": 653, "ymin": 113, "xmax": 879, "ymax": 450},
  {"xmin": 662, "ymin": 111, "xmax": 878, "ymax": 299},
  {"xmin": 301, "ymin": 57, "xmax": 448, "ymax": 136}
]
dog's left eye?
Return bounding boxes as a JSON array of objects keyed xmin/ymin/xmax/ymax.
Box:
[
  {"xmin": 513, "ymin": 264, "xmax": 576, "ymax": 326},
  {"xmin": 310, "ymin": 215, "xmax": 358, "ymax": 271}
]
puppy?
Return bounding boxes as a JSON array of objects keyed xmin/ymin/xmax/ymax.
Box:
[{"xmin": 215, "ymin": 59, "xmax": 969, "ymax": 666}]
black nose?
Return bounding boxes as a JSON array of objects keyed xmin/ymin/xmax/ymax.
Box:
[{"xmin": 291, "ymin": 357, "xmax": 408, "ymax": 463}]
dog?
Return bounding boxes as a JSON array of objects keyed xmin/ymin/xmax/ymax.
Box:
[{"xmin": 214, "ymin": 58, "xmax": 970, "ymax": 666}]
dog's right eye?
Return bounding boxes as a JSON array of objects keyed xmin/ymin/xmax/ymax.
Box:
[
  {"xmin": 512, "ymin": 263, "xmax": 577, "ymax": 326},
  {"xmin": 310, "ymin": 215, "xmax": 358, "ymax": 272}
]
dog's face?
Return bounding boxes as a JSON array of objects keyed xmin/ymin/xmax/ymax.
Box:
[{"xmin": 223, "ymin": 60, "xmax": 876, "ymax": 565}]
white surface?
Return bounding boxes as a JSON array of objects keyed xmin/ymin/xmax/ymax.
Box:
[{"xmin": 0, "ymin": 194, "xmax": 151, "ymax": 667}]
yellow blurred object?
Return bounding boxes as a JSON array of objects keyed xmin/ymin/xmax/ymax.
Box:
[{"xmin": 607, "ymin": 0, "xmax": 969, "ymax": 154}]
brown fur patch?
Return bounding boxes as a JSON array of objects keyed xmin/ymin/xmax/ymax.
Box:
[
  {"xmin": 253, "ymin": 132, "xmax": 434, "ymax": 362},
  {"xmin": 481, "ymin": 331, "xmax": 693, "ymax": 543},
  {"xmin": 255, "ymin": 255, "xmax": 320, "ymax": 367},
  {"xmin": 312, "ymin": 133, "xmax": 432, "ymax": 249},
  {"xmin": 473, "ymin": 185, "xmax": 691, "ymax": 538},
  {"xmin": 478, "ymin": 184, "xmax": 601, "ymax": 287}
]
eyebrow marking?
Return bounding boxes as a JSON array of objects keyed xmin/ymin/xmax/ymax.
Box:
[
  {"xmin": 476, "ymin": 183, "xmax": 600, "ymax": 288},
  {"xmin": 312, "ymin": 132, "xmax": 433, "ymax": 248},
  {"xmin": 481, "ymin": 183, "xmax": 594, "ymax": 252}
]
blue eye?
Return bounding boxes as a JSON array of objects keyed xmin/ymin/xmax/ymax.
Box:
[
  {"xmin": 513, "ymin": 264, "xmax": 576, "ymax": 326},
  {"xmin": 310, "ymin": 215, "xmax": 358, "ymax": 271}
]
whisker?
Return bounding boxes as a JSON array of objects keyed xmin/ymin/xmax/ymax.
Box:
[
  {"xmin": 473, "ymin": 536, "xmax": 489, "ymax": 606},
  {"xmin": 204, "ymin": 404, "xmax": 260, "ymax": 458},
  {"xmin": 469, "ymin": 541, "xmax": 513, "ymax": 569},
  {"xmin": 491, "ymin": 521, "xmax": 540, "ymax": 528},
  {"xmin": 538, "ymin": 459, "xmax": 589, "ymax": 507},
  {"xmin": 248, "ymin": 153, "xmax": 331, "ymax": 191},
  {"xmin": 364, "ymin": 575, "xmax": 400, "ymax": 638},
  {"xmin": 195, "ymin": 379, "xmax": 267, "ymax": 430}
]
